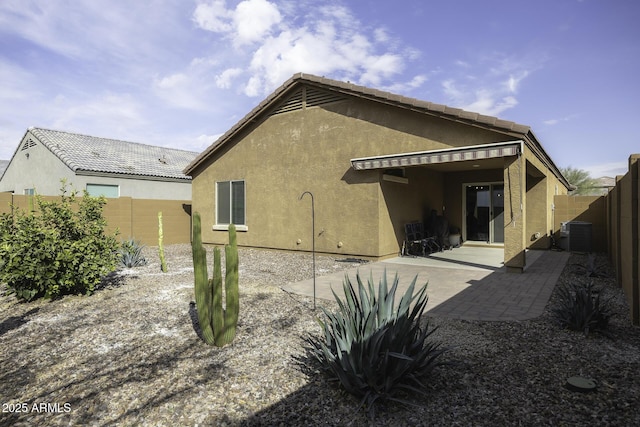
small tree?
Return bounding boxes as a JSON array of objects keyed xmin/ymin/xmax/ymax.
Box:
[
  {"xmin": 0, "ymin": 182, "xmax": 119, "ymax": 301},
  {"xmin": 561, "ymin": 166, "xmax": 599, "ymax": 196}
]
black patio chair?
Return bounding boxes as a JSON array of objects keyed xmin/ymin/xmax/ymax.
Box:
[{"xmin": 402, "ymin": 222, "xmax": 440, "ymax": 256}]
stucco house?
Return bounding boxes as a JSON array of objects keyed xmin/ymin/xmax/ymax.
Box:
[
  {"xmin": 0, "ymin": 127, "xmax": 198, "ymax": 200},
  {"xmin": 184, "ymin": 73, "xmax": 571, "ymax": 272}
]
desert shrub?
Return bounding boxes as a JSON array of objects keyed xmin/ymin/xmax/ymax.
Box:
[
  {"xmin": 305, "ymin": 271, "xmax": 446, "ymax": 419},
  {"xmin": 572, "ymin": 253, "xmax": 610, "ymax": 278},
  {"xmin": 552, "ymin": 280, "xmax": 611, "ymax": 336},
  {"xmin": 118, "ymin": 239, "xmax": 147, "ymax": 268},
  {"xmin": 0, "ymin": 182, "xmax": 119, "ymax": 301}
]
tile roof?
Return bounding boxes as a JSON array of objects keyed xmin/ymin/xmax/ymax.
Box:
[{"xmin": 28, "ymin": 128, "xmax": 198, "ymax": 181}]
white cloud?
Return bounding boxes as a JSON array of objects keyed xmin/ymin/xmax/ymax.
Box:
[
  {"xmin": 442, "ymin": 79, "xmax": 464, "ymax": 103},
  {"xmin": 195, "ymin": 133, "xmax": 223, "ymax": 150},
  {"xmin": 153, "ymin": 71, "xmax": 212, "ymax": 110},
  {"xmin": 0, "ymin": 1, "xmax": 428, "ymax": 160},
  {"xmin": 215, "ymin": 68, "xmax": 244, "ymax": 89},
  {"xmin": 50, "ymin": 92, "xmax": 146, "ymax": 138},
  {"xmin": 234, "ymin": 0, "xmax": 282, "ymax": 45},
  {"xmin": 0, "ymin": 0, "xmax": 187, "ymax": 66},
  {"xmin": 442, "ymin": 79, "xmax": 519, "ymax": 116},
  {"xmin": 543, "ymin": 114, "xmax": 579, "ymax": 126},
  {"xmin": 193, "ymin": 0, "xmax": 281, "ymax": 46},
  {"xmin": 465, "ymin": 91, "xmax": 518, "ymax": 117},
  {"xmin": 193, "ymin": 1, "xmax": 422, "ymax": 97},
  {"xmin": 0, "ymin": 61, "xmax": 42, "ymax": 104},
  {"xmin": 373, "ymin": 28, "xmax": 390, "ymax": 43},
  {"xmin": 193, "ymin": 0, "xmax": 233, "ymax": 33},
  {"xmin": 384, "ymin": 74, "xmax": 428, "ymax": 93},
  {"xmin": 579, "ymin": 161, "xmax": 628, "ymax": 178},
  {"xmin": 156, "ymin": 73, "xmax": 189, "ymax": 89},
  {"xmin": 440, "ymin": 53, "xmax": 541, "ymax": 116},
  {"xmin": 505, "ymin": 71, "xmax": 530, "ymax": 93}
]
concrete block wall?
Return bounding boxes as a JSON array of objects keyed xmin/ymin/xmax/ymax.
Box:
[{"xmin": 0, "ymin": 193, "xmax": 192, "ymax": 246}]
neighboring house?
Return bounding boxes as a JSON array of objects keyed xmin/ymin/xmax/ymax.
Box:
[
  {"xmin": 592, "ymin": 176, "xmax": 616, "ymax": 196},
  {"xmin": 184, "ymin": 73, "xmax": 571, "ymax": 272},
  {"xmin": 0, "ymin": 127, "xmax": 198, "ymax": 200}
]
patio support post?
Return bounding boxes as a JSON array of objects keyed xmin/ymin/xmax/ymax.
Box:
[{"xmin": 503, "ymin": 155, "xmax": 526, "ymax": 273}]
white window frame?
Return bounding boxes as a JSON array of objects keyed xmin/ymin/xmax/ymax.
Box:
[
  {"xmin": 86, "ymin": 183, "xmax": 120, "ymax": 198},
  {"xmin": 213, "ymin": 180, "xmax": 247, "ymax": 231}
]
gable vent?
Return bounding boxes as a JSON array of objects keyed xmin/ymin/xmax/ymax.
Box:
[
  {"xmin": 305, "ymin": 86, "xmax": 345, "ymax": 107},
  {"xmin": 271, "ymin": 89, "xmax": 304, "ymax": 115},
  {"xmin": 21, "ymin": 138, "xmax": 37, "ymax": 151},
  {"xmin": 270, "ymin": 86, "xmax": 346, "ymax": 116}
]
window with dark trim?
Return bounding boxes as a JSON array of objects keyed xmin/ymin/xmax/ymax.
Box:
[{"xmin": 216, "ymin": 180, "xmax": 245, "ymax": 226}]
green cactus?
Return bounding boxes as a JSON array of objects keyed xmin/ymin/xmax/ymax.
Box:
[
  {"xmin": 158, "ymin": 211, "xmax": 167, "ymax": 273},
  {"xmin": 191, "ymin": 212, "xmax": 239, "ymax": 347}
]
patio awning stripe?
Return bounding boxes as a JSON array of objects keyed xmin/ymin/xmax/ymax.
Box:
[{"xmin": 350, "ymin": 140, "xmax": 523, "ymax": 170}]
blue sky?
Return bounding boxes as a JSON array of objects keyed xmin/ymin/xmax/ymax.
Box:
[{"xmin": 1, "ymin": 0, "xmax": 638, "ymax": 178}]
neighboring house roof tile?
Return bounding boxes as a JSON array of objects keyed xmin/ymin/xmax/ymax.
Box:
[
  {"xmin": 596, "ymin": 176, "xmax": 616, "ymax": 188},
  {"xmin": 184, "ymin": 72, "xmax": 541, "ymax": 177},
  {"xmin": 27, "ymin": 128, "xmax": 198, "ymax": 181}
]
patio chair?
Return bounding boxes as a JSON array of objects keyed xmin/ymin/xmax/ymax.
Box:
[{"xmin": 402, "ymin": 222, "xmax": 440, "ymax": 256}]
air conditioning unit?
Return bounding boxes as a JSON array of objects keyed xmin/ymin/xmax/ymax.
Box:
[{"xmin": 559, "ymin": 221, "xmax": 592, "ymax": 252}]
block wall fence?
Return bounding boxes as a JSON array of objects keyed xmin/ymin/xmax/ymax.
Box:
[
  {"xmin": 554, "ymin": 154, "xmax": 639, "ymax": 325},
  {"xmin": 0, "ymin": 194, "xmax": 192, "ymax": 246}
]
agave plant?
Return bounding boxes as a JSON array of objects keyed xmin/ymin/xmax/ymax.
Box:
[
  {"xmin": 552, "ymin": 280, "xmax": 610, "ymax": 336},
  {"xmin": 573, "ymin": 253, "xmax": 610, "ymax": 278},
  {"xmin": 118, "ymin": 239, "xmax": 147, "ymax": 268},
  {"xmin": 305, "ymin": 270, "xmax": 445, "ymax": 419}
]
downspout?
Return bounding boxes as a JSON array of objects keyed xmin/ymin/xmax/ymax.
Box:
[
  {"xmin": 518, "ymin": 143, "xmax": 524, "ymax": 214},
  {"xmin": 519, "ymin": 141, "xmax": 525, "ymax": 267}
]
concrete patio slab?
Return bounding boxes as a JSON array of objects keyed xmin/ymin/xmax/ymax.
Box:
[{"xmin": 281, "ymin": 247, "xmax": 570, "ymax": 321}]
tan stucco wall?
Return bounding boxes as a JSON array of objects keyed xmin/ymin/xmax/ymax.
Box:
[
  {"xmin": 499, "ymin": 148, "xmax": 569, "ymax": 270},
  {"xmin": 191, "ymin": 89, "xmax": 560, "ymax": 259},
  {"xmin": 0, "ymin": 131, "xmax": 191, "ymax": 200},
  {"xmin": 526, "ymin": 171, "xmax": 548, "ymax": 249},
  {"xmin": 192, "ymin": 102, "xmax": 388, "ymax": 257},
  {"xmin": 523, "ymin": 150, "xmax": 569, "ymax": 250},
  {"xmin": 503, "ymin": 155, "xmax": 526, "ymax": 271}
]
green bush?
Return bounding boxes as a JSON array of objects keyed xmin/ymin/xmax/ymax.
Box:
[
  {"xmin": 552, "ymin": 281, "xmax": 611, "ymax": 336},
  {"xmin": 305, "ymin": 271, "xmax": 446, "ymax": 419},
  {"xmin": 0, "ymin": 183, "xmax": 119, "ymax": 301},
  {"xmin": 118, "ymin": 239, "xmax": 147, "ymax": 268}
]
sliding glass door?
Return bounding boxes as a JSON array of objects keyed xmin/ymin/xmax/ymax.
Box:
[{"xmin": 465, "ymin": 183, "xmax": 504, "ymax": 244}]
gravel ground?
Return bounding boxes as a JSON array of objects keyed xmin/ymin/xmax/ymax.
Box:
[{"xmin": 1, "ymin": 245, "xmax": 639, "ymax": 426}]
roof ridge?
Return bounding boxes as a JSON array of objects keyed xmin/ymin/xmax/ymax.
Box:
[{"xmin": 289, "ymin": 73, "xmax": 531, "ymax": 133}]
